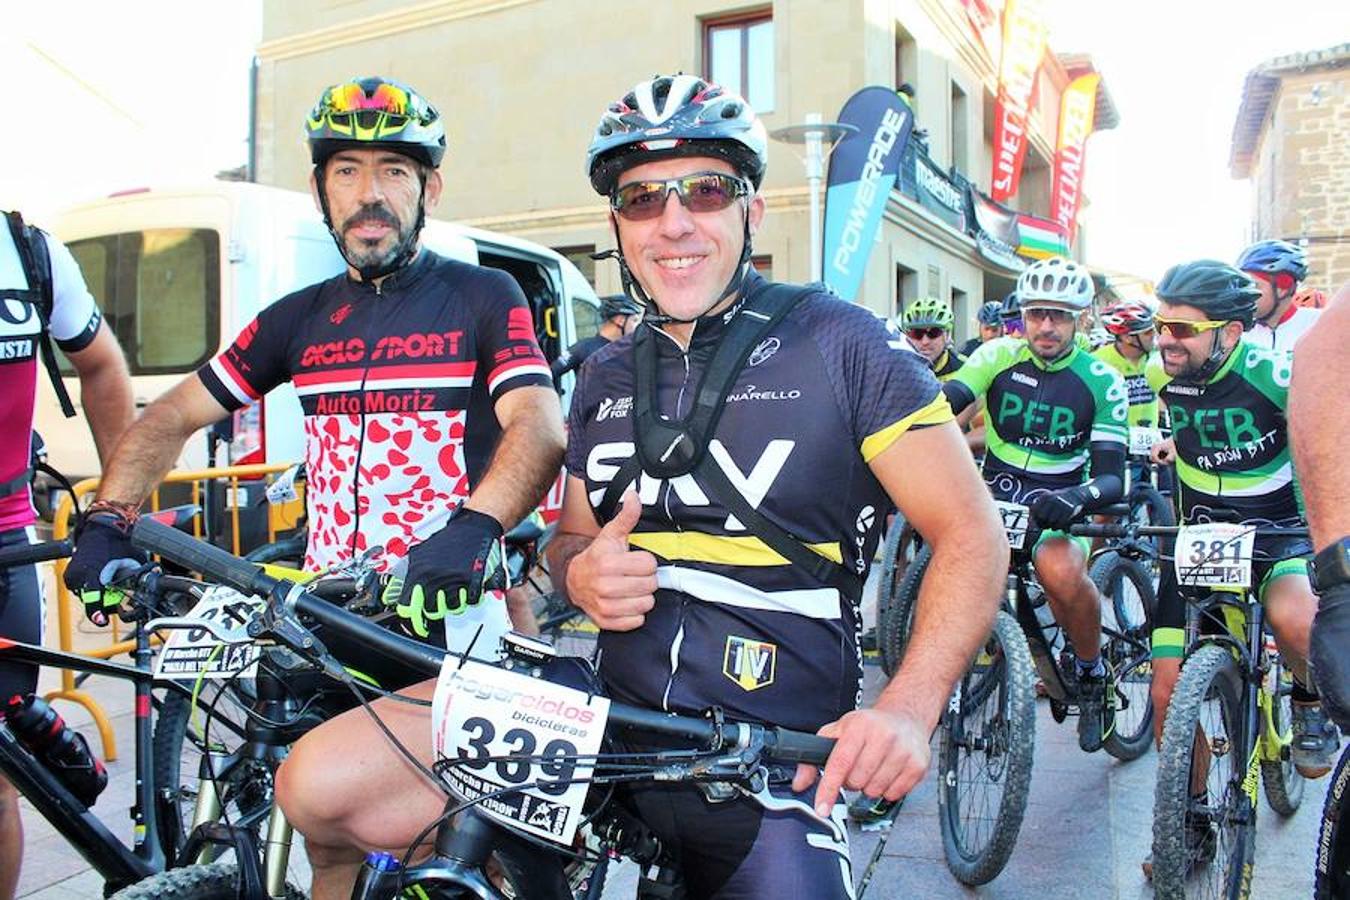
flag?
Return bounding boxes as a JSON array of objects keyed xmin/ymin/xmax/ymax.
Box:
[
  {"xmin": 1050, "ymin": 73, "xmax": 1099, "ymax": 244},
  {"xmin": 989, "ymin": 0, "xmax": 1049, "ymax": 202}
]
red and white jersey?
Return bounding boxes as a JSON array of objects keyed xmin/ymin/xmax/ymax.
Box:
[
  {"xmin": 0, "ymin": 222, "xmax": 101, "ymax": 531},
  {"xmin": 1248, "ymin": 304, "xmax": 1321, "ymax": 353},
  {"xmin": 198, "ymin": 250, "xmax": 552, "ymax": 573}
]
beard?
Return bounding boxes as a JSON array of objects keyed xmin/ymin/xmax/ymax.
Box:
[{"xmin": 340, "ymin": 202, "xmax": 411, "ymax": 271}]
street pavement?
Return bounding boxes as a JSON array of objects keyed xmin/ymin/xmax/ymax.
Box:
[{"xmin": 15, "ymin": 561, "xmax": 1324, "ymax": 898}]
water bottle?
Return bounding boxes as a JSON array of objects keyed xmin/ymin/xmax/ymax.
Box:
[
  {"xmin": 3, "ymin": 694, "xmax": 107, "ymax": 806},
  {"xmin": 350, "ymin": 850, "xmax": 402, "ymax": 899}
]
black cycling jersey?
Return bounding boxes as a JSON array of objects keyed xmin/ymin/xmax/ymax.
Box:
[
  {"xmin": 198, "ymin": 250, "xmax": 552, "ymax": 573},
  {"xmin": 930, "ymin": 345, "xmax": 966, "ymax": 382},
  {"xmin": 550, "ymin": 334, "xmax": 610, "ymax": 382},
  {"xmin": 565, "ymin": 273, "xmax": 950, "ymax": 734}
]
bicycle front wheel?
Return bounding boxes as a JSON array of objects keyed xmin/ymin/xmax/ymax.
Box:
[
  {"xmin": 108, "ymin": 862, "xmax": 304, "ymax": 899},
  {"xmin": 879, "ymin": 542, "xmax": 931, "ymax": 677},
  {"xmin": 1091, "ymin": 550, "xmax": 1156, "ymax": 761},
  {"xmin": 1315, "ymin": 747, "xmax": 1350, "ymax": 900},
  {"xmin": 937, "ymin": 609, "xmax": 1036, "ymax": 886},
  {"xmin": 1152, "ymin": 643, "xmax": 1253, "ymax": 900}
]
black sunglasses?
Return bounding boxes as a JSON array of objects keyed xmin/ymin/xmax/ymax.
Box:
[
  {"xmin": 906, "ymin": 327, "xmax": 946, "ymax": 340},
  {"xmin": 611, "ymin": 172, "xmax": 749, "ymax": 221}
]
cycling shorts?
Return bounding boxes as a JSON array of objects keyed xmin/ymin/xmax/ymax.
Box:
[
  {"xmin": 0, "ymin": 527, "xmax": 46, "ymax": 699},
  {"xmin": 1151, "ymin": 533, "xmax": 1311, "ymax": 660},
  {"xmin": 618, "ymin": 769, "xmax": 852, "ymax": 899}
]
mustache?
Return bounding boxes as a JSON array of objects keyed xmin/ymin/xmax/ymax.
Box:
[{"xmin": 341, "ymin": 203, "xmax": 400, "ymax": 233}]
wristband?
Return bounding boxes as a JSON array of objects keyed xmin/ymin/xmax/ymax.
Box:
[{"xmin": 1310, "ymin": 536, "xmax": 1350, "ymax": 596}]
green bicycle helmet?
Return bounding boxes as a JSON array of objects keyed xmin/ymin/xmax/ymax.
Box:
[{"xmin": 902, "ymin": 297, "xmax": 955, "ymax": 331}]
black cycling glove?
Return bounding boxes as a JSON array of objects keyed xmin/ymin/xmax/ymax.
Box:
[
  {"xmin": 64, "ymin": 510, "xmax": 148, "ymax": 625},
  {"xmin": 382, "ymin": 508, "xmax": 505, "ymax": 638},
  {"xmin": 1030, "ymin": 484, "xmax": 1099, "ymax": 531},
  {"xmin": 1311, "ymin": 584, "xmax": 1350, "ymax": 733}
]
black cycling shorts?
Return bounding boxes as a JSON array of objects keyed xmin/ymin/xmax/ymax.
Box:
[
  {"xmin": 1152, "ymin": 533, "xmax": 1311, "ymax": 659},
  {"xmin": 0, "ymin": 527, "xmax": 45, "ymax": 699},
  {"xmin": 618, "ymin": 769, "xmax": 852, "ymax": 899}
]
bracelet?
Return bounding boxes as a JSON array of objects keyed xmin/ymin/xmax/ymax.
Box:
[{"xmin": 86, "ymin": 498, "xmax": 142, "ymax": 525}]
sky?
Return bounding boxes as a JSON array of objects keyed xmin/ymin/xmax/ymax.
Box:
[{"xmin": 2, "ymin": 1, "xmax": 1346, "ymax": 285}]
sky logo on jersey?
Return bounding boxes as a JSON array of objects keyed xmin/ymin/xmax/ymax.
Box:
[
  {"xmin": 748, "ymin": 337, "xmax": 780, "ymax": 367},
  {"xmin": 724, "ymin": 636, "xmax": 777, "ymax": 691}
]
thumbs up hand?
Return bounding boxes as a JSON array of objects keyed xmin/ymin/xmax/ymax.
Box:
[{"xmin": 565, "ymin": 492, "xmax": 658, "ymax": 631}]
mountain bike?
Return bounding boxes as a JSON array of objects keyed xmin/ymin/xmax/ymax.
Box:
[
  {"xmin": 1076, "ymin": 519, "xmax": 1307, "ymax": 900},
  {"xmin": 113, "ymin": 518, "xmax": 839, "ymax": 900},
  {"xmin": 878, "ymin": 504, "xmax": 1156, "ymax": 885}
]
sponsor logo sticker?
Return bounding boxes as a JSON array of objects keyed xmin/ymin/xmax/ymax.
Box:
[{"xmin": 723, "ymin": 635, "xmax": 777, "ymax": 691}]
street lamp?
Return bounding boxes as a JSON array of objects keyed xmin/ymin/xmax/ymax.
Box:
[{"xmin": 770, "ymin": 113, "xmax": 856, "ymax": 282}]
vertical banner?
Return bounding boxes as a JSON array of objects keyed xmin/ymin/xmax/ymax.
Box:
[
  {"xmin": 989, "ymin": 0, "xmax": 1048, "ymax": 202},
  {"xmin": 1050, "ymin": 73, "xmax": 1099, "ymax": 244},
  {"xmin": 821, "ymin": 87, "xmax": 913, "ymax": 302}
]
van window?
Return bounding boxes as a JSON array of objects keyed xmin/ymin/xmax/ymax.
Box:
[
  {"xmin": 477, "ymin": 250, "xmax": 561, "ymax": 364},
  {"xmin": 66, "ymin": 228, "xmax": 220, "ymax": 375},
  {"xmin": 572, "ymin": 294, "xmax": 600, "ymax": 342}
]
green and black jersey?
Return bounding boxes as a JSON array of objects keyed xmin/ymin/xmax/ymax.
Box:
[
  {"xmin": 1146, "ymin": 340, "xmax": 1301, "ymax": 524},
  {"xmin": 947, "ymin": 336, "xmax": 1128, "ymax": 502}
]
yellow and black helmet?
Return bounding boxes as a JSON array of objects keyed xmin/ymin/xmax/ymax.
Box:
[{"xmin": 305, "ymin": 76, "xmax": 446, "ymax": 169}]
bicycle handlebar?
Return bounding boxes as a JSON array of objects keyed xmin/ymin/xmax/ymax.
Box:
[
  {"xmin": 130, "ymin": 517, "xmax": 834, "ymax": 766},
  {"xmin": 1070, "ymin": 522, "xmax": 1309, "ymax": 539},
  {"xmin": 0, "ymin": 539, "xmax": 72, "ymax": 570}
]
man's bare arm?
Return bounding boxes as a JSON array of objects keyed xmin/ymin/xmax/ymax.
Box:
[
  {"xmin": 65, "ymin": 321, "xmax": 133, "ymax": 467},
  {"xmin": 96, "ymin": 377, "xmax": 229, "ymax": 503},
  {"xmin": 464, "ymin": 385, "xmax": 565, "ymax": 529},
  {"xmin": 1291, "ymin": 283, "xmax": 1350, "ymax": 549},
  {"xmin": 871, "ymin": 420, "xmax": 1008, "ymax": 731},
  {"xmin": 546, "ymin": 477, "xmax": 602, "ymax": 603}
]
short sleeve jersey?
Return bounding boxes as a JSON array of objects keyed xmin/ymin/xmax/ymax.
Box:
[
  {"xmin": 952, "ymin": 336, "xmax": 1128, "ymax": 503},
  {"xmin": 1092, "ymin": 343, "xmax": 1161, "ymax": 429},
  {"xmin": 1146, "ymin": 340, "xmax": 1301, "ymax": 524},
  {"xmin": 1247, "ymin": 305, "xmax": 1320, "ymax": 354},
  {"xmin": 564, "ymin": 276, "xmax": 952, "ymax": 733},
  {"xmin": 1, "ymin": 224, "xmax": 102, "ymax": 530},
  {"xmin": 930, "ymin": 345, "xmax": 966, "ymax": 383},
  {"xmin": 198, "ymin": 251, "xmax": 551, "ymax": 572}
]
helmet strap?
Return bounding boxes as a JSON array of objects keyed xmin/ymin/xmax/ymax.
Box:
[
  {"xmin": 315, "ymin": 165, "xmax": 428, "ymax": 283},
  {"xmin": 1193, "ymin": 327, "xmax": 1235, "ymax": 381}
]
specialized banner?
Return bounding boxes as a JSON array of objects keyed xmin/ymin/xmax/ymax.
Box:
[
  {"xmin": 990, "ymin": 0, "xmax": 1049, "ymax": 202},
  {"xmin": 822, "ymin": 86, "xmax": 913, "ymax": 302},
  {"xmin": 1050, "ymin": 73, "xmax": 1099, "ymax": 243}
]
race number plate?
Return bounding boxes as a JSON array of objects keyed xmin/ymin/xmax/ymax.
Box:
[
  {"xmin": 265, "ymin": 464, "xmax": 301, "ymax": 505},
  {"xmin": 432, "ymin": 659, "xmax": 609, "ymax": 846},
  {"xmin": 154, "ymin": 586, "xmax": 264, "ymax": 681},
  {"xmin": 1175, "ymin": 523, "xmax": 1256, "ymax": 589},
  {"xmin": 1128, "ymin": 426, "xmax": 1164, "ymax": 457},
  {"xmin": 994, "ymin": 501, "xmax": 1030, "ymax": 550}
]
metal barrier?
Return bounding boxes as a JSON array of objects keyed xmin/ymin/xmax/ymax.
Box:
[{"xmin": 48, "ymin": 463, "xmax": 302, "ymax": 759}]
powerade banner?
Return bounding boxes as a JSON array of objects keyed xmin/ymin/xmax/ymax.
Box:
[
  {"xmin": 1050, "ymin": 73, "xmax": 1099, "ymax": 244},
  {"xmin": 822, "ymin": 87, "xmax": 913, "ymax": 302},
  {"xmin": 990, "ymin": 0, "xmax": 1048, "ymax": 202}
]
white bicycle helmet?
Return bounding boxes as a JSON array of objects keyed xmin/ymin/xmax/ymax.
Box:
[{"xmin": 1017, "ymin": 257, "xmax": 1094, "ymax": 311}]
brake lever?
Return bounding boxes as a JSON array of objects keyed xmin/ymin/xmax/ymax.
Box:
[
  {"xmin": 738, "ymin": 772, "xmax": 848, "ymax": 845},
  {"xmin": 247, "ymin": 580, "xmax": 351, "ymax": 684}
]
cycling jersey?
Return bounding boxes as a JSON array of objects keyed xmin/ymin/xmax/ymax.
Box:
[
  {"xmin": 1092, "ymin": 343, "xmax": 1160, "ymax": 429},
  {"xmin": 549, "ymin": 334, "xmax": 609, "ymax": 382},
  {"xmin": 564, "ymin": 273, "xmax": 950, "ymax": 733},
  {"xmin": 958, "ymin": 336, "xmax": 984, "ymax": 357},
  {"xmin": 1145, "ymin": 340, "xmax": 1308, "ymax": 658},
  {"xmin": 1248, "ymin": 304, "xmax": 1320, "ymax": 353},
  {"xmin": 930, "ymin": 345, "xmax": 966, "ymax": 382},
  {"xmin": 0, "ymin": 224, "xmax": 101, "ymax": 531},
  {"xmin": 1145, "ymin": 340, "xmax": 1300, "ymax": 525},
  {"xmin": 945, "ymin": 337, "xmax": 1128, "ymax": 504},
  {"xmin": 199, "ymin": 250, "xmax": 552, "ymax": 575}
]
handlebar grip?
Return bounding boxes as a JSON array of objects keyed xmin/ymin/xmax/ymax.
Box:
[
  {"xmin": 1069, "ymin": 524, "xmax": 1126, "ymax": 538},
  {"xmin": 131, "ymin": 517, "xmax": 278, "ymax": 599},
  {"xmin": 0, "ymin": 539, "xmax": 72, "ymax": 569},
  {"xmin": 766, "ymin": 728, "xmax": 835, "ymax": 766}
]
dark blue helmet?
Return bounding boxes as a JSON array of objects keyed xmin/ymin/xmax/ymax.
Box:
[
  {"xmin": 999, "ymin": 291, "xmax": 1021, "ymax": 322},
  {"xmin": 977, "ymin": 300, "xmax": 1004, "ymax": 327},
  {"xmin": 1156, "ymin": 260, "xmax": 1260, "ymax": 329},
  {"xmin": 1236, "ymin": 239, "xmax": 1307, "ymax": 282}
]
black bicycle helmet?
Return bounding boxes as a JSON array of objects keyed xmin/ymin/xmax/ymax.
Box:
[
  {"xmin": 977, "ymin": 300, "xmax": 1004, "ymax": 327},
  {"xmin": 1236, "ymin": 239, "xmax": 1307, "ymax": 283},
  {"xmin": 1156, "ymin": 260, "xmax": 1260, "ymax": 329},
  {"xmin": 599, "ymin": 293, "xmax": 643, "ymax": 320},
  {"xmin": 586, "ymin": 74, "xmax": 768, "ymax": 196}
]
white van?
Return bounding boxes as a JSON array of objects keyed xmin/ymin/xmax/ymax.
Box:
[{"xmin": 34, "ymin": 182, "xmax": 600, "ymax": 509}]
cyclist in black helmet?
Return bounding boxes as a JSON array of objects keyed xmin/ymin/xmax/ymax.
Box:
[
  {"xmin": 550, "ymin": 293, "xmax": 643, "ymax": 382},
  {"xmin": 548, "ymin": 73, "xmax": 1006, "ymax": 897},
  {"xmin": 65, "ymin": 76, "xmax": 565, "ymax": 898},
  {"xmin": 959, "ymin": 299, "xmax": 1006, "ymax": 356}
]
